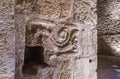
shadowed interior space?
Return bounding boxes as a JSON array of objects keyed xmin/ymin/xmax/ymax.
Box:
[{"xmin": 22, "ymin": 46, "xmax": 47, "ymax": 75}]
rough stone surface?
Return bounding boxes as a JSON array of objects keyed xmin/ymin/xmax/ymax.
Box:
[
  {"xmin": 15, "ymin": 0, "xmax": 97, "ymax": 79},
  {"xmin": 73, "ymin": 0, "xmax": 97, "ymax": 25},
  {"xmin": 15, "ymin": 18, "xmax": 97, "ymax": 79},
  {"xmin": 98, "ymin": 35, "xmax": 120, "ymax": 56},
  {"xmin": 98, "ymin": 0, "xmax": 120, "ymax": 34},
  {"xmin": 98, "ymin": 0, "xmax": 120, "ymax": 56},
  {"xmin": 16, "ymin": 0, "xmax": 73, "ymax": 19},
  {"xmin": 0, "ymin": 0, "xmax": 15, "ymax": 78},
  {"xmin": 0, "ymin": 0, "xmax": 97, "ymax": 78}
]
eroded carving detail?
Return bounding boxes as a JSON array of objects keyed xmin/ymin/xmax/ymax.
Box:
[{"xmin": 26, "ymin": 20, "xmax": 79, "ymax": 64}]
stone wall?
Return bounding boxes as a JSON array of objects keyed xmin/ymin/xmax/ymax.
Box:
[
  {"xmin": 0, "ymin": 0, "xmax": 120, "ymax": 78},
  {"xmin": 0, "ymin": 0, "xmax": 15, "ymax": 79},
  {"xmin": 0, "ymin": 0, "xmax": 97, "ymax": 79},
  {"xmin": 98, "ymin": 0, "xmax": 120, "ymax": 56},
  {"xmin": 15, "ymin": 0, "xmax": 97, "ymax": 79}
]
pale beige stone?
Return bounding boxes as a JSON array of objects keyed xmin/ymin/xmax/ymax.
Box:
[
  {"xmin": 73, "ymin": 0, "xmax": 97, "ymax": 25},
  {"xmin": 0, "ymin": 0, "xmax": 15, "ymax": 78},
  {"xmin": 0, "ymin": 0, "xmax": 97, "ymax": 79},
  {"xmin": 16, "ymin": 0, "xmax": 73, "ymax": 19},
  {"xmin": 15, "ymin": 18, "xmax": 97, "ymax": 79}
]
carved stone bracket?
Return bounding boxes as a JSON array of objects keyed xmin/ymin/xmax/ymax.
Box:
[{"xmin": 26, "ymin": 20, "xmax": 79, "ymax": 64}]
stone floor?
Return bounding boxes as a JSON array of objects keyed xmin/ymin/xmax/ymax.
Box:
[{"xmin": 98, "ymin": 55, "xmax": 120, "ymax": 79}]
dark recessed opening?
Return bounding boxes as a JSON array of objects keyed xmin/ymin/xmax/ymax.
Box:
[
  {"xmin": 89, "ymin": 59, "xmax": 92, "ymax": 63},
  {"xmin": 22, "ymin": 46, "xmax": 48, "ymax": 75}
]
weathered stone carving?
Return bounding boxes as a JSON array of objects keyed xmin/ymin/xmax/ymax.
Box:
[
  {"xmin": 15, "ymin": 0, "xmax": 97, "ymax": 79},
  {"xmin": 50, "ymin": 26, "xmax": 78, "ymax": 52},
  {"xmin": 26, "ymin": 20, "xmax": 79, "ymax": 64}
]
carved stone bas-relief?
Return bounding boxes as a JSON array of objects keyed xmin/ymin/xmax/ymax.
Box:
[
  {"xmin": 26, "ymin": 20, "xmax": 79, "ymax": 64},
  {"xmin": 14, "ymin": 0, "xmax": 97, "ymax": 79},
  {"xmin": 0, "ymin": 0, "xmax": 99, "ymax": 78}
]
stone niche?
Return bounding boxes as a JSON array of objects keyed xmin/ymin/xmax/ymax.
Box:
[
  {"xmin": 23, "ymin": 19, "xmax": 79, "ymax": 76},
  {"xmin": 15, "ymin": 0, "xmax": 97, "ymax": 79},
  {"xmin": 15, "ymin": 18, "xmax": 97, "ymax": 79}
]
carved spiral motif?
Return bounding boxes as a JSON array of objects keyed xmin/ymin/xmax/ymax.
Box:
[{"xmin": 51, "ymin": 27, "xmax": 70, "ymax": 47}]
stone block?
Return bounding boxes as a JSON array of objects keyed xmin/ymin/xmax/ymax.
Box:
[
  {"xmin": 78, "ymin": 24, "xmax": 97, "ymax": 57},
  {"xmin": 73, "ymin": 0, "xmax": 97, "ymax": 25},
  {"xmin": 15, "ymin": 14, "xmax": 26, "ymax": 79},
  {"xmin": 16, "ymin": 0, "xmax": 73, "ymax": 19},
  {"xmin": 15, "ymin": 0, "xmax": 97, "ymax": 79},
  {"xmin": 15, "ymin": 17, "xmax": 97, "ymax": 79},
  {"xmin": 0, "ymin": 0, "xmax": 15, "ymax": 78},
  {"xmin": 25, "ymin": 20, "xmax": 97, "ymax": 60},
  {"xmin": 20, "ymin": 53, "xmax": 97, "ymax": 79},
  {"xmin": 98, "ymin": 35, "xmax": 120, "ymax": 56},
  {"xmin": 98, "ymin": 0, "xmax": 120, "ymax": 35},
  {"xmin": 25, "ymin": 20, "xmax": 80, "ymax": 65},
  {"xmin": 71, "ymin": 55, "xmax": 97, "ymax": 79}
]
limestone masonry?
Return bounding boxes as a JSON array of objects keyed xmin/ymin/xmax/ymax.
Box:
[{"xmin": 4, "ymin": 0, "xmax": 120, "ymax": 79}]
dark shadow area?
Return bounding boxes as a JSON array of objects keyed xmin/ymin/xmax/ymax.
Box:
[
  {"xmin": 98, "ymin": 55, "xmax": 120, "ymax": 79},
  {"xmin": 22, "ymin": 46, "xmax": 48, "ymax": 75},
  {"xmin": 97, "ymin": 37, "xmax": 120, "ymax": 79},
  {"xmin": 97, "ymin": 0, "xmax": 113, "ymax": 56},
  {"xmin": 97, "ymin": 0, "xmax": 120, "ymax": 78},
  {"xmin": 98, "ymin": 37, "xmax": 113, "ymax": 56}
]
